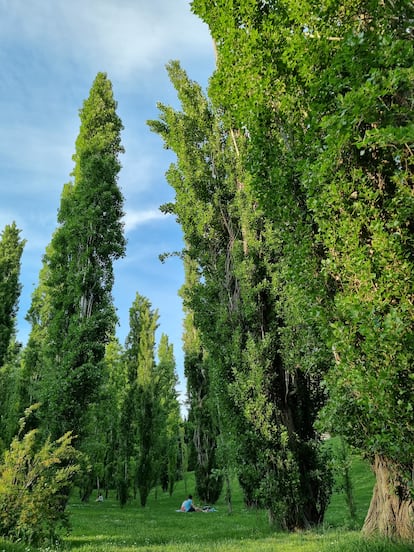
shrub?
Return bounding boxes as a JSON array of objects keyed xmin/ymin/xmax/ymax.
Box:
[{"xmin": 0, "ymin": 406, "xmax": 84, "ymax": 545}]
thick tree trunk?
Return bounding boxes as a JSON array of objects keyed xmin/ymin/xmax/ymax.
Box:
[{"xmin": 363, "ymin": 455, "xmax": 413, "ymax": 542}]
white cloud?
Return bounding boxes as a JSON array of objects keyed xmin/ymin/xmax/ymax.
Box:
[
  {"xmin": 1, "ymin": 0, "xmax": 212, "ymax": 81},
  {"xmin": 123, "ymin": 207, "xmax": 169, "ymax": 232}
]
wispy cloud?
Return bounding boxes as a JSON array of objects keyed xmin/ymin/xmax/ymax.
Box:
[
  {"xmin": 123, "ymin": 208, "xmax": 170, "ymax": 232},
  {"xmin": 119, "ymin": 144, "xmax": 170, "ymax": 196}
]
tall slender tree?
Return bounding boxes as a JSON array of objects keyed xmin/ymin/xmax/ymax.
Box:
[
  {"xmin": 27, "ymin": 72, "xmax": 126, "ymax": 442},
  {"xmin": 157, "ymin": 333, "xmax": 181, "ymax": 496},
  {"xmin": 77, "ymin": 337, "xmax": 127, "ymax": 501},
  {"xmin": 180, "ymin": 259, "xmax": 223, "ymax": 504},
  {"xmin": 0, "ymin": 222, "xmax": 25, "ymax": 367},
  {"xmin": 0, "ymin": 223, "xmax": 26, "ymax": 450},
  {"xmin": 120, "ymin": 292, "xmax": 160, "ymax": 507},
  {"xmin": 302, "ymin": 2, "xmax": 414, "ymax": 539},
  {"xmin": 100, "ymin": 338, "xmax": 128, "ymax": 495}
]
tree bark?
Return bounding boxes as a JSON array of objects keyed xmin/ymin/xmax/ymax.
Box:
[{"xmin": 363, "ymin": 455, "xmax": 413, "ymax": 542}]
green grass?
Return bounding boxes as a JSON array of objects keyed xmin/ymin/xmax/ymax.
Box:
[
  {"xmin": 1, "ymin": 453, "xmax": 413, "ymax": 552},
  {"xmin": 324, "ymin": 443, "xmax": 376, "ymax": 530}
]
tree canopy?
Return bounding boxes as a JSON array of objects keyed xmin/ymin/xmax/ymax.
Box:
[{"xmin": 190, "ymin": 0, "xmax": 414, "ymax": 540}]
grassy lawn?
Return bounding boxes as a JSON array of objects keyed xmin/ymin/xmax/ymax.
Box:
[
  {"xmin": 323, "ymin": 443, "xmax": 377, "ymax": 530},
  {"xmin": 1, "ymin": 449, "xmax": 413, "ymax": 551}
]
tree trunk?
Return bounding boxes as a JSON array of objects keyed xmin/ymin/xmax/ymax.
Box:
[
  {"xmin": 224, "ymin": 472, "xmax": 232, "ymax": 514},
  {"xmin": 363, "ymin": 455, "xmax": 413, "ymax": 542}
]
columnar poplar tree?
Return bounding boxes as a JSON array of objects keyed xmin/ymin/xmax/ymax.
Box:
[
  {"xmin": 99, "ymin": 338, "xmax": 128, "ymax": 494},
  {"xmin": 0, "ymin": 223, "xmax": 26, "ymax": 449},
  {"xmin": 0, "ymin": 222, "xmax": 25, "ymax": 367},
  {"xmin": 156, "ymin": 333, "xmax": 180, "ymax": 496},
  {"xmin": 302, "ymin": 2, "xmax": 414, "ymax": 539},
  {"xmin": 120, "ymin": 292, "xmax": 160, "ymax": 507},
  {"xmin": 180, "ymin": 258, "xmax": 223, "ymax": 504},
  {"xmin": 77, "ymin": 337, "xmax": 128, "ymax": 501},
  {"xmin": 28, "ymin": 73, "xmax": 126, "ymax": 442}
]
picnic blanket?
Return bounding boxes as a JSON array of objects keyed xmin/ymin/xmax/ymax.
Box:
[{"xmin": 175, "ymin": 506, "xmax": 217, "ymax": 513}]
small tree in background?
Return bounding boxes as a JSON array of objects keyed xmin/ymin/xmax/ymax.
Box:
[
  {"xmin": 118, "ymin": 292, "xmax": 161, "ymax": 507},
  {"xmin": 157, "ymin": 333, "xmax": 181, "ymax": 496},
  {"xmin": 77, "ymin": 337, "xmax": 128, "ymax": 501},
  {"xmin": 0, "ymin": 222, "xmax": 25, "ymax": 368}
]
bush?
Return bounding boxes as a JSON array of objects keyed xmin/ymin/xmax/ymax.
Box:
[{"xmin": 0, "ymin": 406, "xmax": 84, "ymax": 545}]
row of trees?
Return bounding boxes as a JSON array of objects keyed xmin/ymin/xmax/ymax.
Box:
[
  {"xmin": 150, "ymin": 59, "xmax": 332, "ymax": 530},
  {"xmin": 0, "ymin": 0, "xmax": 413, "ymax": 541},
  {"xmin": 0, "ymin": 73, "xmax": 185, "ymax": 544},
  {"xmin": 148, "ymin": 0, "xmax": 413, "ymax": 541}
]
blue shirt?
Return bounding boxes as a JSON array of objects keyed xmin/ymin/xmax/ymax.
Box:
[{"xmin": 181, "ymin": 498, "xmax": 193, "ymax": 512}]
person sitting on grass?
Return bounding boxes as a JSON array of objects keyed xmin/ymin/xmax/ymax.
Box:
[{"xmin": 180, "ymin": 494, "xmax": 201, "ymax": 512}]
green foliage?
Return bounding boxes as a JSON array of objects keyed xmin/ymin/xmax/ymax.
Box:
[
  {"xmin": 0, "ymin": 222, "xmax": 25, "ymax": 367},
  {"xmin": 76, "ymin": 337, "xmax": 129, "ymax": 501},
  {"xmin": 27, "ymin": 72, "xmax": 126, "ymax": 442},
  {"xmin": 157, "ymin": 334, "xmax": 181, "ymax": 496},
  {"xmin": 0, "ymin": 406, "xmax": 85, "ymax": 545},
  {"xmin": 117, "ymin": 292, "xmax": 170, "ymax": 507},
  {"xmin": 150, "ymin": 58, "xmax": 332, "ymax": 528},
  {"xmin": 0, "ymin": 342, "xmax": 23, "ymax": 451},
  {"xmin": 185, "ymin": 350, "xmax": 223, "ymax": 504},
  {"xmin": 299, "ymin": 5, "xmax": 414, "ymax": 525},
  {"xmin": 100, "ymin": 339, "xmax": 129, "ymax": 494},
  {"xmin": 324, "ymin": 437, "xmax": 361, "ymax": 528},
  {"xmin": 176, "ymin": 255, "xmax": 223, "ymax": 504},
  {"xmin": 191, "ymin": 0, "xmax": 414, "ymax": 539}
]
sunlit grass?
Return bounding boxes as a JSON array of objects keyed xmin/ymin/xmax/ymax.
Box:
[
  {"xmin": 1, "ymin": 449, "xmax": 412, "ymax": 551},
  {"xmin": 66, "ymin": 479, "xmax": 274, "ymax": 550}
]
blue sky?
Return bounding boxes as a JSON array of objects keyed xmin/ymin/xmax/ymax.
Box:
[{"xmin": 0, "ymin": 0, "xmax": 214, "ymax": 406}]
